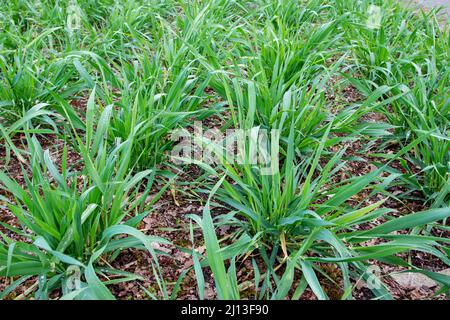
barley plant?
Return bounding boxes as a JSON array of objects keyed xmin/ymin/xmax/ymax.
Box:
[{"xmin": 0, "ymin": 0, "xmax": 449, "ymax": 300}]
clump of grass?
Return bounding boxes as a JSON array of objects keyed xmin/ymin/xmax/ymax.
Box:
[
  {"xmin": 192, "ymin": 173, "xmax": 450, "ymax": 300},
  {"xmin": 0, "ymin": 49, "xmax": 79, "ymax": 124},
  {"xmin": 390, "ymin": 74, "xmax": 449, "ymax": 206},
  {"xmin": 106, "ymin": 53, "xmax": 214, "ymax": 170},
  {"xmin": 0, "ymin": 99, "xmax": 170, "ymax": 299},
  {"xmin": 0, "ymin": 0, "xmax": 449, "ymax": 301},
  {"xmin": 188, "ymin": 112, "xmax": 450, "ymax": 299},
  {"xmin": 344, "ymin": 4, "xmax": 449, "ymax": 206}
]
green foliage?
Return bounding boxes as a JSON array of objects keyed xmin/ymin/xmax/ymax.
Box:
[{"xmin": 0, "ymin": 0, "xmax": 449, "ymax": 300}]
